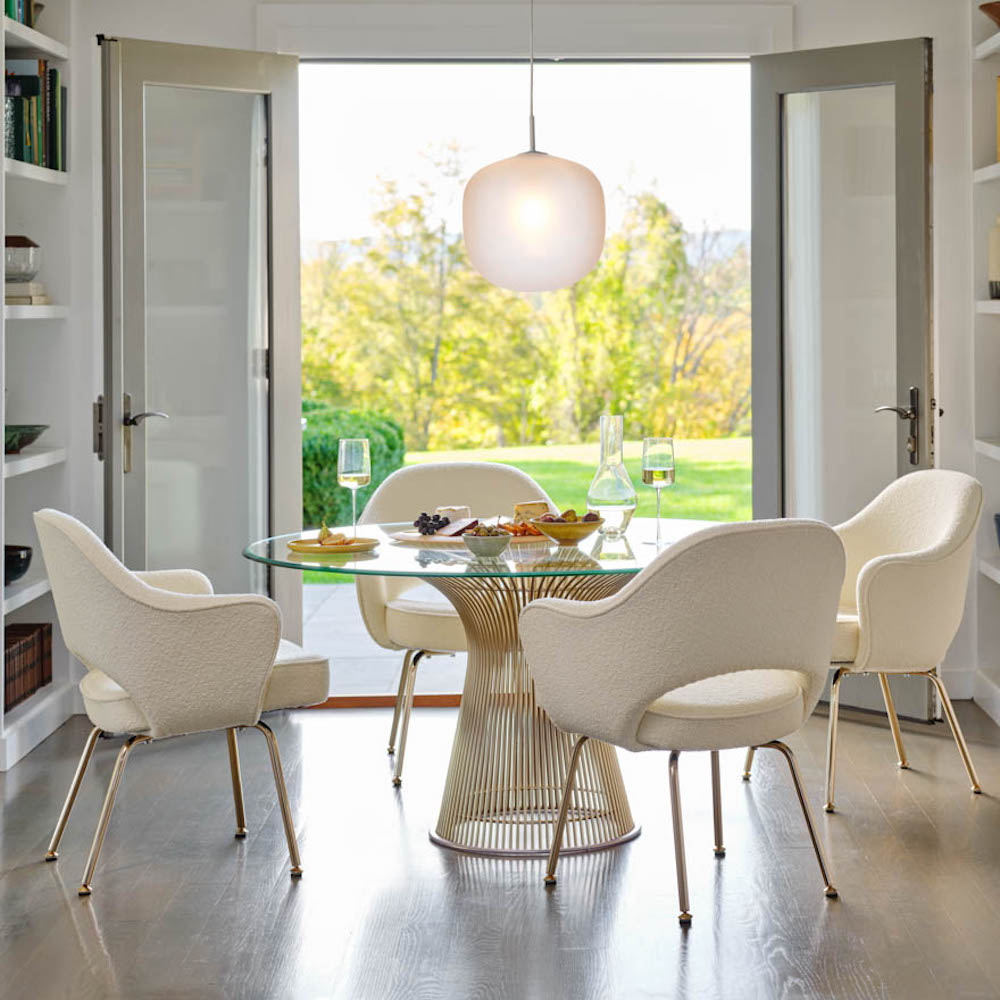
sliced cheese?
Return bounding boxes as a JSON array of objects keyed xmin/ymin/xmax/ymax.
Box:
[
  {"xmin": 435, "ymin": 505, "xmax": 472, "ymax": 521},
  {"xmin": 513, "ymin": 500, "xmax": 550, "ymax": 524}
]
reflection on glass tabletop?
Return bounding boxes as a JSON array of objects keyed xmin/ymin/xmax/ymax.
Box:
[{"xmin": 243, "ymin": 518, "xmax": 718, "ymax": 578}]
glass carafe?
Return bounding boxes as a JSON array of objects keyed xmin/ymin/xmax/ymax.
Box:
[{"xmin": 586, "ymin": 414, "xmax": 637, "ymax": 538}]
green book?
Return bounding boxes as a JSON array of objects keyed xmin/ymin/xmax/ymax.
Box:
[{"xmin": 4, "ymin": 0, "xmax": 15, "ymax": 18}]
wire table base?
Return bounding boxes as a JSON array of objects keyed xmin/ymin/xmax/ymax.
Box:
[{"xmin": 427, "ymin": 572, "xmax": 639, "ymax": 857}]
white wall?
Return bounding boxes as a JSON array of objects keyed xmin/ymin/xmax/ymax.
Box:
[{"xmin": 72, "ymin": 0, "xmax": 977, "ymax": 686}]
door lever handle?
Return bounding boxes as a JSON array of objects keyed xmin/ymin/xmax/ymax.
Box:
[
  {"xmin": 874, "ymin": 405, "xmax": 915, "ymax": 420},
  {"xmin": 123, "ymin": 411, "xmax": 169, "ymax": 426}
]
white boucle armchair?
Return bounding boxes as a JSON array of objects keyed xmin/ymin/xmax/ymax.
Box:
[
  {"xmin": 34, "ymin": 509, "xmax": 329, "ymax": 895},
  {"xmin": 520, "ymin": 519, "xmax": 845, "ymax": 924},
  {"xmin": 356, "ymin": 461, "xmax": 553, "ymax": 784},
  {"xmin": 743, "ymin": 470, "xmax": 984, "ymax": 812}
]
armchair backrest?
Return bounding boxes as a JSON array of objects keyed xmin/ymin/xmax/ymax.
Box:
[
  {"xmin": 356, "ymin": 462, "xmax": 554, "ymax": 649},
  {"xmin": 520, "ymin": 520, "xmax": 845, "ymax": 751},
  {"xmin": 34, "ymin": 509, "xmax": 281, "ymax": 739}
]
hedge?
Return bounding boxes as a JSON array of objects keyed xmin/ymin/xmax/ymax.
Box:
[{"xmin": 302, "ymin": 404, "xmax": 405, "ymax": 528}]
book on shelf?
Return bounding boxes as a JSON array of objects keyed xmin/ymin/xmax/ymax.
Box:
[
  {"xmin": 5, "ymin": 0, "xmax": 39, "ymax": 28},
  {"xmin": 4, "ymin": 280, "xmax": 44, "ymax": 296},
  {"xmin": 5, "ymin": 294, "xmax": 50, "ymax": 304},
  {"xmin": 4, "ymin": 60, "xmax": 65, "ymax": 170}
]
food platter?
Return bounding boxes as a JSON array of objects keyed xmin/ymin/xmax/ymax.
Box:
[
  {"xmin": 389, "ymin": 529, "xmax": 544, "ymax": 548},
  {"xmin": 288, "ymin": 537, "xmax": 380, "ymax": 554}
]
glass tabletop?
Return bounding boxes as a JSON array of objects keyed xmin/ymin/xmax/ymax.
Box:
[{"xmin": 243, "ymin": 517, "xmax": 718, "ymax": 578}]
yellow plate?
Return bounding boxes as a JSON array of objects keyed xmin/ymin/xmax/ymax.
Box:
[{"xmin": 288, "ymin": 537, "xmax": 379, "ymax": 554}]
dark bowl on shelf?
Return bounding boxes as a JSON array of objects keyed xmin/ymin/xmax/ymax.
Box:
[
  {"xmin": 5, "ymin": 545, "xmax": 32, "ymax": 585},
  {"xmin": 4, "ymin": 424, "xmax": 48, "ymax": 454}
]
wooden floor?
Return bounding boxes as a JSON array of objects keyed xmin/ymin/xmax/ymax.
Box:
[{"xmin": 2, "ymin": 703, "xmax": 1000, "ymax": 999}]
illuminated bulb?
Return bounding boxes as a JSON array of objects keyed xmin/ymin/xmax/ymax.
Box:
[{"xmin": 463, "ymin": 151, "xmax": 605, "ymax": 293}]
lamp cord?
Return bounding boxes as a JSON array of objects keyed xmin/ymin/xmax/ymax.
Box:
[{"xmin": 528, "ymin": 0, "xmax": 536, "ymax": 151}]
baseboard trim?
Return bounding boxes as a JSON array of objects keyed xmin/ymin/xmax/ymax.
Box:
[
  {"xmin": 309, "ymin": 694, "xmax": 461, "ymax": 710},
  {"xmin": 943, "ymin": 666, "xmax": 975, "ymax": 700},
  {"xmin": 973, "ymin": 669, "xmax": 1000, "ymax": 727}
]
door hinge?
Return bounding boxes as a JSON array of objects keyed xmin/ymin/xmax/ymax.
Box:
[
  {"xmin": 253, "ymin": 347, "xmax": 271, "ymax": 380},
  {"xmin": 92, "ymin": 394, "xmax": 106, "ymax": 461}
]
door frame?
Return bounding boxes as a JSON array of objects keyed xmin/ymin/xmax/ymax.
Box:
[
  {"xmin": 750, "ymin": 37, "xmax": 933, "ymax": 518},
  {"xmin": 99, "ymin": 36, "xmax": 302, "ymax": 639}
]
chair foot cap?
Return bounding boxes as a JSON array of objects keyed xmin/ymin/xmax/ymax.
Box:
[
  {"xmin": 741, "ymin": 774, "xmax": 751, "ymax": 782},
  {"xmin": 234, "ymin": 829, "xmax": 248, "ymax": 839},
  {"xmin": 678, "ymin": 912, "xmax": 692, "ymax": 925},
  {"xmin": 973, "ymin": 786, "xmax": 983, "ymax": 794},
  {"xmin": 44, "ymin": 851, "xmax": 58, "ymax": 862},
  {"xmin": 78, "ymin": 884, "xmax": 92, "ymax": 897},
  {"xmin": 824, "ymin": 887, "xmax": 839, "ymax": 899},
  {"xmin": 714, "ymin": 848, "xmax": 726, "ymax": 857},
  {"xmin": 543, "ymin": 874, "xmax": 557, "ymax": 885},
  {"xmin": 823, "ymin": 803, "xmax": 835, "ymax": 813},
  {"xmin": 387, "ymin": 747, "xmax": 395, "ymax": 755},
  {"xmin": 290, "ymin": 866, "xmax": 303, "ymax": 878},
  {"xmin": 897, "ymin": 762, "xmax": 910, "ymax": 770},
  {"xmin": 392, "ymin": 777, "xmax": 402, "ymax": 787}
]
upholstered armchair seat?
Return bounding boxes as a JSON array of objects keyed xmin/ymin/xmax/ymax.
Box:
[
  {"xmin": 635, "ymin": 669, "xmax": 810, "ymax": 753},
  {"xmin": 383, "ymin": 590, "xmax": 468, "ymax": 654},
  {"xmin": 832, "ymin": 614, "xmax": 860, "ymax": 663},
  {"xmin": 79, "ymin": 639, "xmax": 329, "ymax": 735}
]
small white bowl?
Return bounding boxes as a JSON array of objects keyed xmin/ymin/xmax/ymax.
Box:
[{"xmin": 462, "ymin": 533, "xmax": 511, "ymax": 559}]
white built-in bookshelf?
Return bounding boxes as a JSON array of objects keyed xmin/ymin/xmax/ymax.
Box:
[
  {"xmin": 971, "ymin": 2, "xmax": 1000, "ymax": 718},
  {"xmin": 0, "ymin": 2, "xmax": 76, "ymax": 768}
]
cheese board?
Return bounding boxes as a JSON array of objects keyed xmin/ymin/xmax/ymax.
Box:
[{"xmin": 388, "ymin": 529, "xmax": 546, "ymax": 547}]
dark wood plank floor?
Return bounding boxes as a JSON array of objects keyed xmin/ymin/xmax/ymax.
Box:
[{"xmin": 2, "ymin": 702, "xmax": 1000, "ymax": 999}]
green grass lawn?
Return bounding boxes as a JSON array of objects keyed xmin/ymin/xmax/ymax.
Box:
[{"xmin": 304, "ymin": 439, "xmax": 751, "ymax": 584}]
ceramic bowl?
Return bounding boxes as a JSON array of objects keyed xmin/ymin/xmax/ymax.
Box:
[
  {"xmin": 5, "ymin": 545, "xmax": 32, "ymax": 584},
  {"xmin": 530, "ymin": 516, "xmax": 604, "ymax": 546},
  {"xmin": 462, "ymin": 533, "xmax": 511, "ymax": 559},
  {"xmin": 4, "ymin": 425, "xmax": 48, "ymax": 454}
]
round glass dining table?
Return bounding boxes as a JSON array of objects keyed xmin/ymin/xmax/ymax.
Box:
[{"xmin": 245, "ymin": 516, "xmax": 716, "ymax": 858}]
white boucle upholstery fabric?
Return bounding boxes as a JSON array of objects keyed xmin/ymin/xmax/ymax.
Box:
[
  {"xmin": 832, "ymin": 615, "xmax": 860, "ymax": 664},
  {"xmin": 79, "ymin": 639, "xmax": 330, "ymax": 733},
  {"xmin": 833, "ymin": 470, "xmax": 982, "ymax": 673},
  {"xmin": 34, "ymin": 509, "xmax": 284, "ymax": 740},
  {"xmin": 355, "ymin": 462, "xmax": 554, "ymax": 652},
  {"xmin": 636, "ymin": 669, "xmax": 807, "ymax": 751},
  {"xmin": 520, "ymin": 520, "xmax": 845, "ymax": 753}
]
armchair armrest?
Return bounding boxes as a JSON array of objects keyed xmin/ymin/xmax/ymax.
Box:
[{"xmin": 135, "ymin": 568, "xmax": 214, "ymax": 595}]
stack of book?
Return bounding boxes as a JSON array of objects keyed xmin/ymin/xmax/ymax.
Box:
[
  {"xmin": 5, "ymin": 280, "xmax": 49, "ymax": 306},
  {"xmin": 4, "ymin": 59, "xmax": 66, "ymax": 171}
]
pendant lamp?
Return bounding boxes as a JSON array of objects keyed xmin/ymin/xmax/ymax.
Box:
[{"xmin": 462, "ymin": 0, "xmax": 605, "ymax": 293}]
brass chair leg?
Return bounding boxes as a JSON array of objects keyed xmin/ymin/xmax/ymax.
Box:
[
  {"xmin": 877, "ymin": 673, "xmax": 909, "ymax": 769},
  {"xmin": 392, "ymin": 650, "xmax": 425, "ymax": 787},
  {"xmin": 226, "ymin": 728, "xmax": 248, "ymax": 838},
  {"xmin": 78, "ymin": 734, "xmax": 149, "ymax": 896},
  {"xmin": 668, "ymin": 750, "xmax": 692, "ymax": 924},
  {"xmin": 387, "ymin": 650, "xmax": 415, "ymax": 754},
  {"xmin": 254, "ymin": 721, "xmax": 303, "ymax": 876},
  {"xmin": 922, "ymin": 671, "xmax": 982, "ymax": 794},
  {"xmin": 47, "ymin": 726, "xmax": 103, "ymax": 861},
  {"xmin": 742, "ymin": 746, "xmax": 755, "ymax": 781},
  {"xmin": 711, "ymin": 750, "xmax": 725, "ymax": 857},
  {"xmin": 544, "ymin": 735, "xmax": 588, "ymax": 885},
  {"xmin": 825, "ymin": 667, "xmax": 847, "ymax": 812},
  {"xmin": 762, "ymin": 740, "xmax": 838, "ymax": 899}
]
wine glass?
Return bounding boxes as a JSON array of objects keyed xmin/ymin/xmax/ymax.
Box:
[
  {"xmin": 338, "ymin": 438, "xmax": 371, "ymax": 538},
  {"xmin": 642, "ymin": 437, "xmax": 675, "ymax": 547}
]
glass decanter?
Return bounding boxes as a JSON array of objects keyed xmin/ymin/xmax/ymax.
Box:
[{"xmin": 586, "ymin": 414, "xmax": 637, "ymax": 538}]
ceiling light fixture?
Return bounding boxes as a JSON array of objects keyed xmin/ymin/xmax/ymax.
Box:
[{"xmin": 462, "ymin": 0, "xmax": 606, "ymax": 293}]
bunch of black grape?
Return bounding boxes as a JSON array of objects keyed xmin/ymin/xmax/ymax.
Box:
[{"xmin": 414, "ymin": 512, "xmax": 450, "ymax": 535}]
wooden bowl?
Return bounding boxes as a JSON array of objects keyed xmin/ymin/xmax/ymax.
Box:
[
  {"xmin": 530, "ymin": 516, "xmax": 604, "ymax": 547},
  {"xmin": 981, "ymin": 2, "xmax": 1000, "ymax": 27}
]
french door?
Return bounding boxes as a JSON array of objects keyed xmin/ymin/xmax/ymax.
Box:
[
  {"xmin": 99, "ymin": 37, "xmax": 303, "ymax": 637},
  {"xmin": 751, "ymin": 39, "xmax": 933, "ymax": 718}
]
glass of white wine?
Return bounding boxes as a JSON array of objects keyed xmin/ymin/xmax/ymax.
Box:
[
  {"xmin": 338, "ymin": 438, "xmax": 371, "ymax": 539},
  {"xmin": 642, "ymin": 437, "xmax": 675, "ymax": 547}
]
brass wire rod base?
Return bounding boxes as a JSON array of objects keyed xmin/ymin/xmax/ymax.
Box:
[
  {"xmin": 741, "ymin": 746, "xmax": 755, "ymax": 781},
  {"xmin": 226, "ymin": 728, "xmax": 248, "ymax": 838},
  {"xmin": 758, "ymin": 740, "xmax": 838, "ymax": 899},
  {"xmin": 428, "ymin": 573, "xmax": 636, "ymax": 857},
  {"xmin": 46, "ymin": 726, "xmax": 103, "ymax": 862}
]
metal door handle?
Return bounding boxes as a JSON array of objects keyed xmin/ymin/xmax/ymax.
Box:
[
  {"xmin": 875, "ymin": 386, "xmax": 919, "ymax": 465},
  {"xmin": 123, "ymin": 411, "xmax": 169, "ymax": 426}
]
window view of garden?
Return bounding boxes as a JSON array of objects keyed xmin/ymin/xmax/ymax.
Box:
[{"xmin": 299, "ymin": 62, "xmax": 751, "ymax": 527}]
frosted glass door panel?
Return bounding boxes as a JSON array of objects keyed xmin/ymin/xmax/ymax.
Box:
[
  {"xmin": 143, "ymin": 86, "xmax": 268, "ymax": 593},
  {"xmin": 782, "ymin": 86, "xmax": 897, "ymax": 525}
]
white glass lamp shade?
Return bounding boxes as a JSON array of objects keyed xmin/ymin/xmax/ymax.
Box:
[{"xmin": 463, "ymin": 151, "xmax": 606, "ymax": 293}]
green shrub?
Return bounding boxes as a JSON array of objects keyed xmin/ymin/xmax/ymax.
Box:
[{"xmin": 302, "ymin": 406, "xmax": 405, "ymax": 528}]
